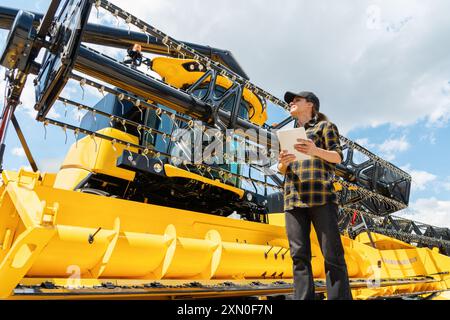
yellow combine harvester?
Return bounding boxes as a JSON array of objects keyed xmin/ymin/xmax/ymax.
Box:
[{"xmin": 0, "ymin": 0, "xmax": 449, "ymax": 300}]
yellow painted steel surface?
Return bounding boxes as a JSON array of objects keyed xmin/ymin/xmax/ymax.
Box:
[
  {"xmin": 152, "ymin": 57, "xmax": 268, "ymax": 126},
  {"xmin": 53, "ymin": 128, "xmax": 139, "ymax": 190},
  {"xmin": 0, "ymin": 168, "xmax": 449, "ymax": 299},
  {"xmin": 164, "ymin": 164, "xmax": 245, "ymax": 199}
]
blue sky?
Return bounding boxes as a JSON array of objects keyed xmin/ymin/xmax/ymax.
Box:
[{"xmin": 1, "ymin": 0, "xmax": 449, "ymax": 227}]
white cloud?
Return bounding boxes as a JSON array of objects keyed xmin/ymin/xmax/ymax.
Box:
[
  {"xmin": 355, "ymin": 138, "xmax": 376, "ymax": 149},
  {"xmin": 14, "ymin": 78, "xmax": 39, "ymax": 119},
  {"xmin": 400, "ymin": 163, "xmax": 437, "ymax": 192},
  {"xmin": 419, "ymin": 131, "xmax": 437, "ymax": 145},
  {"xmin": 411, "ymin": 77, "xmax": 450, "ymax": 128},
  {"xmin": 398, "ymin": 198, "xmax": 450, "ymax": 228},
  {"xmin": 377, "ymin": 136, "xmax": 410, "ymax": 161},
  {"xmin": 410, "ymin": 170, "xmax": 437, "ymax": 192},
  {"xmin": 443, "ymin": 177, "xmax": 450, "ymax": 192},
  {"xmin": 11, "ymin": 147, "xmax": 26, "ymax": 158},
  {"xmin": 379, "ymin": 136, "xmax": 410, "ymax": 153}
]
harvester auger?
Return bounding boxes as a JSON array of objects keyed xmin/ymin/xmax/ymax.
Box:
[{"xmin": 0, "ymin": 0, "xmax": 449, "ymax": 300}]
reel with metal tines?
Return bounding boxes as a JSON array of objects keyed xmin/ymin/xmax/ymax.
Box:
[
  {"xmin": 339, "ymin": 136, "xmax": 411, "ymax": 181},
  {"xmin": 42, "ymin": 112, "xmax": 283, "ymax": 194},
  {"xmin": 68, "ymin": 74, "xmax": 277, "ymax": 162},
  {"xmin": 93, "ymin": 0, "xmax": 287, "ymax": 112},
  {"xmin": 336, "ymin": 179, "xmax": 408, "ymax": 213}
]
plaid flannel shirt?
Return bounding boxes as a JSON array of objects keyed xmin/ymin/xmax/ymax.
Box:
[{"xmin": 283, "ymin": 115, "xmax": 344, "ymax": 211}]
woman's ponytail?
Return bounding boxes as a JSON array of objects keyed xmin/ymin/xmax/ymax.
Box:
[{"xmin": 314, "ymin": 109, "xmax": 329, "ymax": 122}]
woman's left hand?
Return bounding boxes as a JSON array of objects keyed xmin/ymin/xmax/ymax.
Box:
[{"xmin": 294, "ymin": 138, "xmax": 318, "ymax": 156}]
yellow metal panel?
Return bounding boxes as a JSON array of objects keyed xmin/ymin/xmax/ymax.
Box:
[
  {"xmin": 92, "ymin": 128, "xmax": 138, "ymax": 180},
  {"xmin": 267, "ymin": 213, "xmax": 285, "ymax": 226},
  {"xmin": 152, "ymin": 57, "xmax": 267, "ymax": 126},
  {"xmin": 164, "ymin": 164, "xmax": 245, "ymax": 198},
  {"xmin": 41, "ymin": 173, "xmax": 57, "ymax": 187},
  {"xmin": 53, "ymin": 168, "xmax": 90, "ymax": 191},
  {"xmin": 355, "ymin": 232, "xmax": 414, "ymax": 250},
  {"xmin": 0, "ymin": 226, "xmax": 56, "ymax": 298},
  {"xmin": 54, "ymin": 128, "xmax": 138, "ymax": 190}
]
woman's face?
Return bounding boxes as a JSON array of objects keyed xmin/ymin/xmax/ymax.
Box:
[{"xmin": 289, "ymin": 97, "xmax": 313, "ymax": 118}]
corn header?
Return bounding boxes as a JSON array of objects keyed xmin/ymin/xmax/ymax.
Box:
[{"xmin": 0, "ymin": 0, "xmax": 449, "ymax": 299}]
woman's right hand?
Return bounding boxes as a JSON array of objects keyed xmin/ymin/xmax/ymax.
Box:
[{"xmin": 278, "ymin": 150, "xmax": 296, "ymax": 167}]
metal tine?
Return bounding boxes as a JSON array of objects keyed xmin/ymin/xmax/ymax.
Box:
[
  {"xmin": 142, "ymin": 148, "xmax": 150, "ymax": 168},
  {"xmin": 92, "ymin": 109, "xmax": 97, "ymax": 129},
  {"xmin": 126, "ymin": 143, "xmax": 133, "ymax": 162},
  {"xmin": 113, "ymin": 9, "xmax": 120, "ymax": 26},
  {"xmin": 121, "ymin": 119, "xmax": 127, "ymax": 133},
  {"xmin": 182, "ymin": 159, "xmax": 191, "ymax": 172},
  {"xmin": 170, "ymin": 131, "xmax": 178, "ymax": 143},
  {"xmin": 79, "ymin": 78, "xmax": 86, "ymax": 100},
  {"xmin": 43, "ymin": 120, "xmax": 48, "ymax": 140},
  {"xmin": 219, "ymin": 170, "xmax": 225, "ymax": 183},
  {"xmin": 63, "ymin": 99, "xmax": 68, "ymax": 117},
  {"xmin": 77, "ymin": 105, "xmax": 83, "ymax": 123},
  {"xmin": 170, "ymin": 156, "xmax": 178, "ymax": 167},
  {"xmin": 125, "ymin": 15, "xmax": 132, "ymax": 35},
  {"xmin": 161, "ymin": 133, "xmax": 168, "ymax": 145},
  {"xmin": 196, "ymin": 164, "xmax": 205, "ymax": 177},
  {"xmin": 222, "ymin": 172, "xmax": 229, "ymax": 184},
  {"xmin": 111, "ymin": 139, "xmax": 117, "ymax": 152},
  {"xmin": 176, "ymin": 44, "xmax": 185, "ymax": 59},
  {"xmin": 206, "ymin": 166, "xmax": 214, "ymax": 180},
  {"xmin": 155, "ymin": 152, "xmax": 163, "ymax": 168},
  {"xmin": 99, "ymin": 85, "xmax": 106, "ymax": 110},
  {"xmin": 141, "ymin": 25, "xmax": 150, "ymax": 44},
  {"xmin": 135, "ymin": 100, "xmax": 143, "ymax": 121},
  {"xmin": 162, "ymin": 36, "xmax": 170, "ymax": 54},
  {"xmin": 91, "ymin": 133, "xmax": 98, "ymax": 153},
  {"xmin": 170, "ymin": 113, "xmax": 179, "ymax": 130},
  {"xmin": 95, "ymin": 0, "xmax": 101, "ymax": 19},
  {"xmin": 155, "ymin": 108, "xmax": 164, "ymax": 130},
  {"xmin": 137, "ymin": 125, "xmax": 142, "ymax": 140},
  {"xmin": 109, "ymin": 115, "xmax": 115, "ymax": 128},
  {"xmin": 227, "ymin": 173, "xmax": 234, "ymax": 185},
  {"xmin": 145, "ymin": 128, "xmax": 153, "ymax": 143},
  {"xmin": 74, "ymin": 129, "xmax": 79, "ymax": 148},
  {"xmin": 62, "ymin": 125, "xmax": 68, "ymax": 144},
  {"xmin": 118, "ymin": 93, "xmax": 125, "ymax": 116}
]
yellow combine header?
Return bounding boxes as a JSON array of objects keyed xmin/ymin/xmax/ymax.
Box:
[{"xmin": 1, "ymin": 168, "xmax": 449, "ymax": 299}]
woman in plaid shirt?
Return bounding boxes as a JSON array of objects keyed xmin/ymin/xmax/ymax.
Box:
[{"xmin": 277, "ymin": 91, "xmax": 352, "ymax": 300}]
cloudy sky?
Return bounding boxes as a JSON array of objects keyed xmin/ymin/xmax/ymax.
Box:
[{"xmin": 1, "ymin": 0, "xmax": 449, "ymax": 227}]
